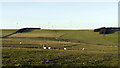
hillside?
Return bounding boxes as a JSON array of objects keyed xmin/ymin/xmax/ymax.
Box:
[
  {"xmin": 2, "ymin": 29, "xmax": 118, "ymax": 67},
  {"xmin": 2, "ymin": 29, "xmax": 118, "ymax": 46}
]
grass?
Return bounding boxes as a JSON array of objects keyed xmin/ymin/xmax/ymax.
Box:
[{"xmin": 2, "ymin": 29, "xmax": 119, "ymax": 67}]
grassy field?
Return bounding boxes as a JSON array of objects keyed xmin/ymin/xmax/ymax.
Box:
[{"xmin": 2, "ymin": 29, "xmax": 119, "ymax": 67}]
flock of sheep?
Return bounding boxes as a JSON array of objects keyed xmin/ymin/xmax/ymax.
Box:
[
  {"xmin": 43, "ymin": 45, "xmax": 85, "ymax": 50},
  {"xmin": 43, "ymin": 45, "xmax": 68, "ymax": 50},
  {"xmin": 19, "ymin": 41, "xmax": 86, "ymax": 51}
]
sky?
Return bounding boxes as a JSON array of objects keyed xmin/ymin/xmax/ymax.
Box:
[
  {"xmin": 0, "ymin": 0, "xmax": 119, "ymax": 2},
  {"xmin": 0, "ymin": 2, "xmax": 118, "ymax": 29}
]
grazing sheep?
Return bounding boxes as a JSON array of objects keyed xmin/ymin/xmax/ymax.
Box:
[
  {"xmin": 43, "ymin": 47, "xmax": 47, "ymax": 49},
  {"xmin": 48, "ymin": 47, "xmax": 51, "ymax": 49},
  {"xmin": 43, "ymin": 45, "xmax": 47, "ymax": 49},
  {"xmin": 82, "ymin": 48, "xmax": 85, "ymax": 50},
  {"xmin": 20, "ymin": 41, "xmax": 22, "ymax": 44},
  {"xmin": 64, "ymin": 48, "xmax": 67, "ymax": 50}
]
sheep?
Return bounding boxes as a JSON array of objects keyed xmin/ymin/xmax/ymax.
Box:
[
  {"xmin": 20, "ymin": 41, "xmax": 22, "ymax": 44},
  {"xmin": 64, "ymin": 48, "xmax": 67, "ymax": 50},
  {"xmin": 48, "ymin": 47, "xmax": 51, "ymax": 49},
  {"xmin": 43, "ymin": 45, "xmax": 47, "ymax": 49},
  {"xmin": 43, "ymin": 47, "xmax": 47, "ymax": 49},
  {"xmin": 82, "ymin": 48, "xmax": 85, "ymax": 50}
]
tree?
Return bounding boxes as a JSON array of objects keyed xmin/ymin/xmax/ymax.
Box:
[{"xmin": 99, "ymin": 27, "xmax": 106, "ymax": 36}]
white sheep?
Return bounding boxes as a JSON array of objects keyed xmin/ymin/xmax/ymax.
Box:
[
  {"xmin": 43, "ymin": 45, "xmax": 47, "ymax": 49},
  {"xmin": 48, "ymin": 47, "xmax": 51, "ymax": 49},
  {"xmin": 82, "ymin": 48, "xmax": 85, "ymax": 50},
  {"xmin": 64, "ymin": 48, "xmax": 67, "ymax": 50},
  {"xmin": 20, "ymin": 41, "xmax": 22, "ymax": 44}
]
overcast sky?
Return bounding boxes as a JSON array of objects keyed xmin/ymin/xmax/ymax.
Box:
[{"xmin": 0, "ymin": 1, "xmax": 118, "ymax": 29}]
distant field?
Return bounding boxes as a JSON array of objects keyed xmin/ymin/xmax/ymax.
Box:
[{"xmin": 2, "ymin": 29, "xmax": 118, "ymax": 67}]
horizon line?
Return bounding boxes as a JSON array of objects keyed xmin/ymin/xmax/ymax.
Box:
[{"xmin": 0, "ymin": 28, "xmax": 94, "ymax": 30}]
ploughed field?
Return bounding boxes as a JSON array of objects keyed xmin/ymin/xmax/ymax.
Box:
[{"xmin": 1, "ymin": 29, "xmax": 119, "ymax": 67}]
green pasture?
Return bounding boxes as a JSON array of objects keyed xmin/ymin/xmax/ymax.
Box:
[{"xmin": 2, "ymin": 29, "xmax": 119, "ymax": 67}]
